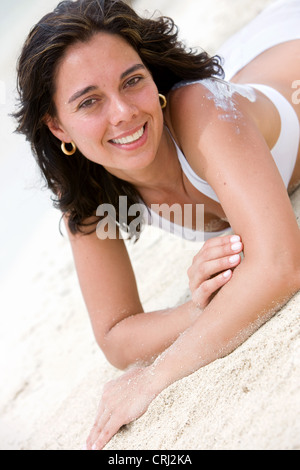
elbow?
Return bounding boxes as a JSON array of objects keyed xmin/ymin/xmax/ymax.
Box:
[
  {"xmin": 96, "ymin": 332, "xmax": 135, "ymax": 371},
  {"xmin": 240, "ymin": 245, "xmax": 300, "ymax": 306},
  {"xmin": 106, "ymin": 351, "xmax": 132, "ymax": 371},
  {"xmin": 273, "ymin": 265, "xmax": 299, "ymax": 297},
  {"xmin": 291, "ymin": 264, "xmax": 300, "ymax": 294},
  {"xmin": 291, "ymin": 241, "xmax": 300, "ymax": 292},
  {"xmin": 277, "ymin": 248, "xmax": 300, "ymax": 294},
  {"xmin": 280, "ymin": 266, "xmax": 300, "ymax": 300},
  {"xmin": 253, "ymin": 249, "xmax": 300, "ymax": 298}
]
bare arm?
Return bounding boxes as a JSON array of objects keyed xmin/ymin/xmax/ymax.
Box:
[
  {"xmin": 87, "ymin": 251, "xmax": 299, "ymax": 450},
  {"xmin": 149, "ymin": 83, "xmax": 300, "ymax": 385},
  {"xmin": 87, "ymin": 85, "xmax": 300, "ymax": 449},
  {"xmin": 66, "ymin": 219, "xmax": 242, "ymax": 369}
]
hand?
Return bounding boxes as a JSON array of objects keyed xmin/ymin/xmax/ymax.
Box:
[
  {"xmin": 86, "ymin": 367, "xmax": 159, "ymax": 450},
  {"xmin": 187, "ymin": 234, "xmax": 243, "ymax": 309}
]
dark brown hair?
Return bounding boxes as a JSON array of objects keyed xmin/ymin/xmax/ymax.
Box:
[{"xmin": 14, "ymin": 0, "xmax": 223, "ymax": 237}]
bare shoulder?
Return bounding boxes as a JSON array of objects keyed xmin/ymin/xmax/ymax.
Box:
[
  {"xmin": 165, "ymin": 82, "xmax": 213, "ymax": 176},
  {"xmin": 165, "ymin": 80, "xmax": 300, "ymax": 257},
  {"xmin": 167, "ymin": 79, "xmax": 256, "ymax": 133},
  {"xmin": 166, "ymin": 79, "xmax": 259, "ymax": 176},
  {"xmin": 166, "ymin": 80, "xmax": 247, "ymax": 180},
  {"xmin": 167, "ymin": 81, "xmax": 213, "ymax": 132}
]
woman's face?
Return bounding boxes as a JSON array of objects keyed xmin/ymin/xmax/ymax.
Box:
[{"xmin": 47, "ymin": 32, "xmax": 164, "ymax": 180}]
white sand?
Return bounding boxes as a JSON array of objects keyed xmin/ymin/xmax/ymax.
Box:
[{"xmin": 0, "ymin": 0, "xmax": 299, "ymax": 451}]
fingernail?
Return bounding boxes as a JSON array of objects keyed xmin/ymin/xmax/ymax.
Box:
[
  {"xmin": 230, "ymin": 235, "xmax": 240, "ymax": 243},
  {"xmin": 231, "ymin": 242, "xmax": 242, "ymax": 251},
  {"xmin": 229, "ymin": 254, "xmax": 240, "ymax": 263},
  {"xmin": 223, "ymin": 269, "xmax": 232, "ymax": 278}
]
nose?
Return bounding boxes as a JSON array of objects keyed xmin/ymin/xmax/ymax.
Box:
[{"xmin": 108, "ymin": 94, "xmax": 138, "ymax": 126}]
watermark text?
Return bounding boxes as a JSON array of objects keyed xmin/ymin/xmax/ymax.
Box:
[{"xmin": 96, "ymin": 196, "xmax": 205, "ymax": 243}]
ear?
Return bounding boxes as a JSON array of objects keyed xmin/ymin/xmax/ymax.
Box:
[{"xmin": 44, "ymin": 114, "xmax": 72, "ymax": 143}]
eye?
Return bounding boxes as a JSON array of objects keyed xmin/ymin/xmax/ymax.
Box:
[
  {"xmin": 78, "ymin": 98, "xmax": 97, "ymax": 110},
  {"xmin": 125, "ymin": 76, "xmax": 143, "ymax": 88}
]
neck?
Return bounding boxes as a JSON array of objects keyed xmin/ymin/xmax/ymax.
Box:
[
  {"xmin": 106, "ymin": 125, "xmax": 182, "ymax": 199},
  {"xmin": 134, "ymin": 126, "xmax": 183, "ymax": 201}
]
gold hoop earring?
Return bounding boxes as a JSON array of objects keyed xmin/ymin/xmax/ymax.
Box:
[
  {"xmin": 61, "ymin": 141, "xmax": 77, "ymax": 156},
  {"xmin": 159, "ymin": 93, "xmax": 167, "ymax": 110}
]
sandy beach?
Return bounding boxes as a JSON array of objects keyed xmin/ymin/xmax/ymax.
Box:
[{"xmin": 0, "ymin": 0, "xmax": 299, "ymax": 451}]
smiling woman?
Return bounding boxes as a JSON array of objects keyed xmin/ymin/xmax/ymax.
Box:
[
  {"xmin": 14, "ymin": 0, "xmax": 222, "ymax": 237},
  {"xmin": 47, "ymin": 33, "xmax": 163, "ymax": 175},
  {"xmin": 14, "ymin": 0, "xmax": 300, "ymax": 451}
]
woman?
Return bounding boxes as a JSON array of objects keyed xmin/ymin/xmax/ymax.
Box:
[{"xmin": 14, "ymin": 0, "xmax": 300, "ymax": 450}]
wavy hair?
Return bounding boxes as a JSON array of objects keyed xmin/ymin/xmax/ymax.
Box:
[{"xmin": 14, "ymin": 0, "xmax": 224, "ymax": 237}]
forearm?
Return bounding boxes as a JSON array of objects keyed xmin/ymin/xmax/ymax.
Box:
[
  {"xmin": 103, "ymin": 300, "xmax": 201, "ymax": 369},
  {"xmin": 87, "ymin": 258, "xmax": 299, "ymax": 451},
  {"xmin": 147, "ymin": 260, "xmax": 299, "ymax": 394},
  {"xmin": 97, "ymin": 233, "xmax": 245, "ymax": 370}
]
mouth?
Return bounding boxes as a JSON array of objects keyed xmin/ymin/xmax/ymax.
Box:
[{"xmin": 109, "ymin": 123, "xmax": 147, "ymax": 148}]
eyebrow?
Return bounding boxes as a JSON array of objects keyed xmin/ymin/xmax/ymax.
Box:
[
  {"xmin": 120, "ymin": 63, "xmax": 146, "ymax": 80},
  {"xmin": 68, "ymin": 86, "xmax": 98, "ymax": 104},
  {"xmin": 68, "ymin": 64, "xmax": 146, "ymax": 104}
]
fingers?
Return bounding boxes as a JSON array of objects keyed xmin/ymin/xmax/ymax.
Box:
[
  {"xmin": 194, "ymin": 235, "xmax": 243, "ymax": 269},
  {"xmin": 86, "ymin": 403, "xmax": 109, "ymax": 450},
  {"xmin": 192, "ymin": 269, "xmax": 233, "ymax": 309},
  {"xmin": 85, "ymin": 368, "xmax": 155, "ymax": 451},
  {"xmin": 188, "ymin": 235, "xmax": 243, "ymax": 292},
  {"xmin": 90, "ymin": 415, "xmax": 123, "ymax": 451},
  {"xmin": 188, "ymin": 234, "xmax": 243, "ymax": 309},
  {"xmin": 190, "ymin": 252, "xmax": 240, "ymax": 291},
  {"xmin": 86, "ymin": 397, "xmax": 129, "ymax": 451}
]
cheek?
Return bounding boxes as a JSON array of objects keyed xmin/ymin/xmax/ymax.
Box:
[
  {"xmin": 140, "ymin": 87, "xmax": 164, "ymax": 131},
  {"xmin": 137, "ymin": 80, "xmax": 159, "ymax": 111},
  {"xmin": 147, "ymin": 87, "xmax": 160, "ymax": 112},
  {"xmin": 71, "ymin": 119, "xmax": 106, "ymax": 147}
]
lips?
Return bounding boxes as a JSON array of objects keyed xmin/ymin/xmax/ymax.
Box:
[
  {"xmin": 109, "ymin": 123, "xmax": 147, "ymax": 143},
  {"xmin": 111, "ymin": 125, "xmax": 145, "ymax": 145},
  {"xmin": 109, "ymin": 123, "xmax": 148, "ymax": 150}
]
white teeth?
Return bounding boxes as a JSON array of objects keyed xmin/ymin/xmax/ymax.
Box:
[{"xmin": 111, "ymin": 126, "xmax": 144, "ymax": 145}]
